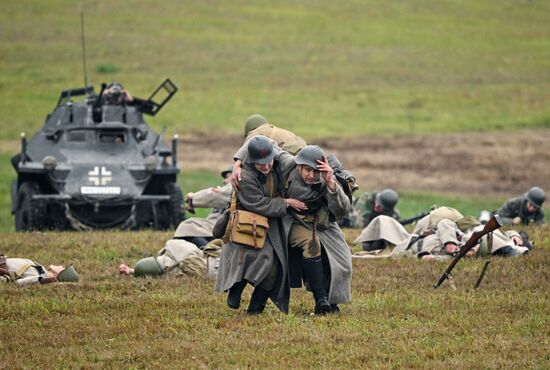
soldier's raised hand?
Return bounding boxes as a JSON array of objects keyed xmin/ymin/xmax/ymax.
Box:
[{"xmin": 317, "ymin": 155, "xmax": 336, "ymax": 191}]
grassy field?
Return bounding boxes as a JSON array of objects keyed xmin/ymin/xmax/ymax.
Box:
[
  {"xmin": 1, "ymin": 227, "xmax": 549, "ymax": 368},
  {"xmin": 2, "ymin": 1, "xmax": 550, "ymax": 367},
  {"xmin": 1, "ymin": 0, "xmax": 549, "ymax": 140}
]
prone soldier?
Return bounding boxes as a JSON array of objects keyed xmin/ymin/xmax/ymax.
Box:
[
  {"xmin": 0, "ymin": 254, "xmax": 79, "ymax": 285},
  {"xmin": 494, "ymin": 186, "xmax": 545, "ymax": 225},
  {"xmin": 118, "ymin": 239, "xmax": 221, "ymax": 279}
]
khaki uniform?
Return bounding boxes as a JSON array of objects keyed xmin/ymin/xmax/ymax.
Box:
[
  {"xmin": 246, "ymin": 123, "xmax": 307, "ymax": 155},
  {"xmin": 353, "ymin": 215, "xmax": 466, "ymax": 260},
  {"xmin": 475, "ymin": 227, "xmax": 529, "ymax": 256},
  {"xmin": 144, "ymin": 239, "xmax": 221, "ymax": 279},
  {"xmin": 0, "ymin": 258, "xmax": 49, "ymax": 285},
  {"xmin": 174, "ymin": 184, "xmax": 232, "ymax": 238}
]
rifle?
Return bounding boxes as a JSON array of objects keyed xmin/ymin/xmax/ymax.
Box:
[
  {"xmin": 399, "ymin": 211, "xmax": 429, "ymax": 226},
  {"xmin": 434, "ymin": 215, "xmax": 502, "ymax": 289}
]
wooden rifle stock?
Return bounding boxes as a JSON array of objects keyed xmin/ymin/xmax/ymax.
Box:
[{"xmin": 433, "ymin": 215, "xmax": 502, "ymax": 289}]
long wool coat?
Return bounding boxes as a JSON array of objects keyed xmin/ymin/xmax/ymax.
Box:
[
  {"xmin": 215, "ymin": 162, "xmax": 291, "ymax": 313},
  {"xmin": 281, "ymin": 164, "xmax": 353, "ymax": 305}
]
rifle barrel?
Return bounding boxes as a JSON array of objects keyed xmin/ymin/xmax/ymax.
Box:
[{"xmin": 434, "ymin": 215, "xmax": 502, "ymax": 289}]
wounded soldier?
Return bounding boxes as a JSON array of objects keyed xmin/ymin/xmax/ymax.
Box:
[
  {"xmin": 0, "ymin": 254, "xmax": 79, "ymax": 285},
  {"xmin": 118, "ymin": 239, "xmax": 221, "ymax": 279},
  {"xmin": 353, "ymin": 207, "xmax": 530, "ymax": 260}
]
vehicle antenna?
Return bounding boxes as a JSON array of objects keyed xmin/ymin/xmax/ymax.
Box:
[{"xmin": 80, "ymin": 11, "xmax": 89, "ymax": 88}]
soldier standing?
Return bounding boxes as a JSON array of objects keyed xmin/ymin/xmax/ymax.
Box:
[
  {"xmin": 495, "ymin": 186, "xmax": 545, "ymax": 225},
  {"xmin": 216, "ymin": 136, "xmax": 302, "ymax": 314},
  {"xmin": 243, "ymin": 114, "xmax": 307, "ymax": 155},
  {"xmin": 233, "ymin": 141, "xmax": 352, "ymax": 314}
]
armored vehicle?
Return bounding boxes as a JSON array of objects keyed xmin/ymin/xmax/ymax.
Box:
[{"xmin": 11, "ymin": 79, "xmax": 185, "ymax": 231}]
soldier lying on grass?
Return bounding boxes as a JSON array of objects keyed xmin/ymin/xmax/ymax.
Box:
[
  {"xmin": 353, "ymin": 206, "xmax": 530, "ymax": 260},
  {"xmin": 118, "ymin": 239, "xmax": 221, "ymax": 279},
  {"xmin": 0, "ymin": 254, "xmax": 79, "ymax": 285}
]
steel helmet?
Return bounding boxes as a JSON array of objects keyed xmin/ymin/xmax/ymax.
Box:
[
  {"xmin": 244, "ymin": 114, "xmax": 268, "ymax": 135},
  {"xmin": 220, "ymin": 165, "xmax": 233, "ymax": 178},
  {"xmin": 57, "ymin": 266, "xmax": 80, "ymax": 282},
  {"xmin": 134, "ymin": 257, "xmax": 163, "ymax": 277},
  {"xmin": 246, "ymin": 135, "xmax": 276, "ymax": 164},
  {"xmin": 526, "ymin": 186, "xmax": 545, "ymax": 208},
  {"xmin": 375, "ymin": 189, "xmax": 399, "ymax": 212},
  {"xmin": 295, "ymin": 145, "xmax": 325, "ymax": 169}
]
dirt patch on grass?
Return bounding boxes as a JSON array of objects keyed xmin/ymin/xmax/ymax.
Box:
[{"xmin": 179, "ymin": 129, "xmax": 550, "ymax": 195}]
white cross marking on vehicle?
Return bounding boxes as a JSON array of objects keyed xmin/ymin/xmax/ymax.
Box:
[{"xmin": 88, "ymin": 166, "xmax": 113, "ymax": 186}]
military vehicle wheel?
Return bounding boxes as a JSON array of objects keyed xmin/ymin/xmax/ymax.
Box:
[
  {"xmin": 163, "ymin": 182, "xmax": 184, "ymax": 228},
  {"xmin": 15, "ymin": 182, "xmax": 46, "ymax": 231}
]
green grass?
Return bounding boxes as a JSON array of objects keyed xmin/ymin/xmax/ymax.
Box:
[
  {"xmin": 1, "ymin": 227, "xmax": 549, "ymax": 368},
  {"xmin": 1, "ymin": 0, "xmax": 549, "ymax": 140}
]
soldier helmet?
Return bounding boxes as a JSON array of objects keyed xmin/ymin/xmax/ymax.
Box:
[
  {"xmin": 57, "ymin": 266, "xmax": 79, "ymax": 282},
  {"xmin": 295, "ymin": 145, "xmax": 325, "ymax": 169},
  {"xmin": 106, "ymin": 81, "xmax": 124, "ymax": 90},
  {"xmin": 244, "ymin": 114, "xmax": 268, "ymax": 135},
  {"xmin": 525, "ymin": 186, "xmax": 545, "ymax": 208},
  {"xmin": 375, "ymin": 189, "xmax": 399, "ymax": 212},
  {"xmin": 220, "ymin": 165, "xmax": 233, "ymax": 178},
  {"xmin": 246, "ymin": 135, "xmax": 276, "ymax": 164},
  {"xmin": 134, "ymin": 257, "xmax": 163, "ymax": 277}
]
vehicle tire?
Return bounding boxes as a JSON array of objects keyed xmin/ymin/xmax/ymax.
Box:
[
  {"xmin": 163, "ymin": 182, "xmax": 185, "ymax": 229},
  {"xmin": 15, "ymin": 182, "xmax": 46, "ymax": 231}
]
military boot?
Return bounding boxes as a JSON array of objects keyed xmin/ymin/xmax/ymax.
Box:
[
  {"xmin": 302, "ymin": 257, "xmax": 331, "ymax": 315},
  {"xmin": 362, "ymin": 239, "xmax": 385, "ymax": 252},
  {"xmin": 246, "ymin": 286, "xmax": 271, "ymax": 315},
  {"xmin": 227, "ymin": 280, "xmax": 247, "ymax": 309}
]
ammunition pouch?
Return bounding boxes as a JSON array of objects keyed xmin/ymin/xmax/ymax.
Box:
[{"xmin": 230, "ymin": 210, "xmax": 269, "ymax": 249}]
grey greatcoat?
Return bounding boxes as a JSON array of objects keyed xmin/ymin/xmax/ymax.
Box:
[
  {"xmin": 215, "ymin": 162, "xmax": 291, "ymax": 313},
  {"xmin": 282, "ymin": 164, "xmax": 353, "ymax": 305},
  {"xmin": 174, "ymin": 184, "xmax": 232, "ymax": 238},
  {"xmin": 233, "ymin": 142, "xmax": 353, "ymax": 306}
]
